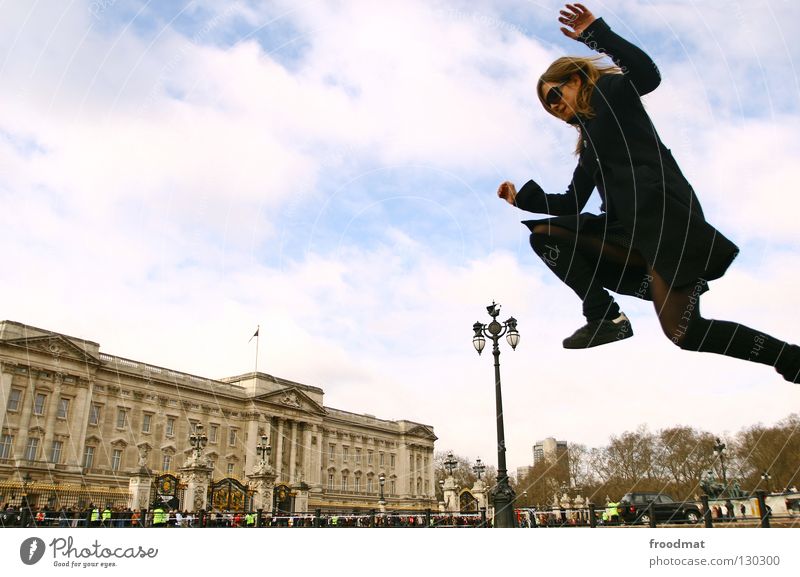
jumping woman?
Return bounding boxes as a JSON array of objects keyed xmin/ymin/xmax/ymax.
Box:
[{"xmin": 498, "ymin": 3, "xmax": 800, "ymax": 383}]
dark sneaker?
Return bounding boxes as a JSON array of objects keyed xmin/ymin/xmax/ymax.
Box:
[{"xmin": 563, "ymin": 313, "xmax": 633, "ymax": 349}]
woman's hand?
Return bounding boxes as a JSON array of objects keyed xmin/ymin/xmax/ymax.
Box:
[
  {"xmin": 497, "ymin": 181, "xmax": 517, "ymax": 205},
  {"xmin": 558, "ymin": 3, "xmax": 596, "ymax": 40}
]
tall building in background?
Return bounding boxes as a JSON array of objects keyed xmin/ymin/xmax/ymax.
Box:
[{"xmin": 532, "ymin": 437, "xmax": 568, "ymax": 467}]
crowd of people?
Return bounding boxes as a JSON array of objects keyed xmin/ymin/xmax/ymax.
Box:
[{"xmin": 0, "ymin": 503, "xmax": 489, "ymax": 528}]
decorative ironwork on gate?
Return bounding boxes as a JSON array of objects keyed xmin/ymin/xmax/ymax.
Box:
[
  {"xmin": 150, "ymin": 474, "xmax": 183, "ymax": 510},
  {"xmin": 209, "ymin": 478, "xmax": 252, "ymax": 512},
  {"xmin": 273, "ymin": 484, "xmax": 294, "ymax": 514},
  {"xmin": 459, "ymin": 489, "xmax": 478, "ymax": 512}
]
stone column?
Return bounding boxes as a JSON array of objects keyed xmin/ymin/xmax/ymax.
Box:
[
  {"xmin": 288, "ymin": 420, "xmax": 298, "ymax": 483},
  {"xmin": 42, "ymin": 378, "xmax": 63, "ymax": 460},
  {"xmin": 274, "ymin": 418, "xmax": 284, "ymax": 481},
  {"xmin": 314, "ymin": 425, "xmax": 324, "ymax": 488},
  {"xmin": 128, "ymin": 467, "xmax": 153, "ymax": 511},
  {"xmin": 443, "ymin": 476, "xmax": 458, "ymax": 513},
  {"xmin": 301, "ymin": 424, "xmax": 312, "ymax": 485},
  {"xmin": 14, "ymin": 374, "xmax": 37, "ymax": 460},
  {"xmin": 472, "ymin": 479, "xmax": 488, "ymax": 511},
  {"xmin": 0, "ymin": 366, "xmax": 13, "ymax": 434},
  {"xmin": 293, "ymin": 484, "xmax": 309, "ymax": 513},
  {"xmin": 245, "ymin": 413, "xmax": 260, "ymax": 475},
  {"xmin": 65, "ymin": 382, "xmax": 91, "ymax": 470},
  {"xmin": 179, "ymin": 460, "xmax": 214, "ymax": 512},
  {"xmin": 248, "ymin": 464, "xmax": 277, "ymax": 513}
]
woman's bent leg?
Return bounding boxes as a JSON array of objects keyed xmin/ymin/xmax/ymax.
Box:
[
  {"xmin": 529, "ymin": 224, "xmax": 646, "ymax": 348},
  {"xmin": 529, "ymin": 225, "xmax": 644, "ymax": 322}
]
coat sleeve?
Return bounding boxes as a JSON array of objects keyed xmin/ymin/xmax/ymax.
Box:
[
  {"xmin": 514, "ymin": 164, "xmax": 595, "ymax": 216},
  {"xmin": 578, "ymin": 17, "xmax": 661, "ymax": 96}
]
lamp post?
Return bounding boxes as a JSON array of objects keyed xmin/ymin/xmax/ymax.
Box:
[
  {"xmin": 189, "ymin": 424, "xmax": 208, "ymax": 460},
  {"xmin": 713, "ymin": 438, "xmax": 728, "ymax": 487},
  {"xmin": 472, "ymin": 301, "xmax": 519, "ymax": 528},
  {"xmin": 472, "ymin": 458, "xmax": 486, "ymax": 481},
  {"xmin": 761, "ymin": 470, "xmax": 772, "ymax": 493},
  {"xmin": 20, "ymin": 472, "xmax": 32, "ymax": 527},
  {"xmin": 378, "ymin": 472, "xmax": 386, "ymax": 506},
  {"xmin": 256, "ymin": 435, "xmax": 271, "ymax": 467},
  {"xmin": 444, "ymin": 451, "xmax": 458, "ymax": 477}
]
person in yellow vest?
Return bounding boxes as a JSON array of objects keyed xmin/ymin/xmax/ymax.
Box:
[
  {"xmin": 608, "ymin": 501, "xmax": 620, "ymax": 524},
  {"xmin": 152, "ymin": 504, "xmax": 167, "ymax": 527},
  {"xmin": 331, "ymin": 515, "xmax": 338, "ymax": 527},
  {"xmin": 603, "ymin": 501, "xmax": 617, "ymax": 525},
  {"xmin": 245, "ymin": 512, "xmax": 255, "ymax": 527},
  {"xmin": 90, "ymin": 505, "xmax": 100, "ymax": 527},
  {"xmin": 101, "ymin": 506, "xmax": 112, "ymax": 527}
]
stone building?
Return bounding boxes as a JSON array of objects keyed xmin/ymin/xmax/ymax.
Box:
[{"xmin": 0, "ymin": 320, "xmax": 437, "ymax": 513}]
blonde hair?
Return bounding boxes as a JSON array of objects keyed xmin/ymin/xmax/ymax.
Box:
[{"xmin": 537, "ymin": 56, "xmax": 621, "ymax": 154}]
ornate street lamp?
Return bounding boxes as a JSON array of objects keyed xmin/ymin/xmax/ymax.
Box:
[
  {"xmin": 444, "ymin": 451, "xmax": 458, "ymax": 477},
  {"xmin": 256, "ymin": 435, "xmax": 271, "ymax": 467},
  {"xmin": 761, "ymin": 470, "xmax": 772, "ymax": 493},
  {"xmin": 472, "ymin": 458, "xmax": 486, "ymax": 481},
  {"xmin": 189, "ymin": 424, "xmax": 208, "ymax": 460},
  {"xmin": 378, "ymin": 472, "xmax": 386, "ymax": 506},
  {"xmin": 472, "ymin": 301, "xmax": 519, "ymax": 528}
]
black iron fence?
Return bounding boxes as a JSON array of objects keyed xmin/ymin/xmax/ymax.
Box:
[{"xmin": 2, "ymin": 492, "xmax": 797, "ymax": 528}]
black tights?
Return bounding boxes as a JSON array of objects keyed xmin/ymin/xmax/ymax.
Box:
[{"xmin": 530, "ymin": 224, "xmax": 800, "ymax": 381}]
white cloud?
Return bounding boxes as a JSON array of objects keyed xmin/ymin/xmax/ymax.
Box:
[{"xmin": 1, "ymin": 0, "xmax": 799, "ymax": 473}]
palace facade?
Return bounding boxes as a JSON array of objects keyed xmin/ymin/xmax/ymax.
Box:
[{"xmin": 0, "ymin": 320, "xmax": 437, "ymax": 512}]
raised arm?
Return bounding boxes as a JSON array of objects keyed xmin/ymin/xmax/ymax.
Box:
[
  {"xmin": 506, "ymin": 164, "xmax": 595, "ymax": 216},
  {"xmin": 559, "ymin": 3, "xmax": 661, "ymax": 95}
]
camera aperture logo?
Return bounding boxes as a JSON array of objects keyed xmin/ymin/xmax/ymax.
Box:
[
  {"xmin": 19, "ymin": 536, "xmax": 158, "ymax": 569},
  {"xmin": 20, "ymin": 537, "xmax": 46, "ymax": 565}
]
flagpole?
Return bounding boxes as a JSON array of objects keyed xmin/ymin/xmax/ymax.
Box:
[{"xmin": 254, "ymin": 324, "xmax": 260, "ymax": 375}]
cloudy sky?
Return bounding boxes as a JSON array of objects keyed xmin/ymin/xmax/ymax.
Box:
[{"xmin": 1, "ymin": 0, "xmax": 799, "ymax": 473}]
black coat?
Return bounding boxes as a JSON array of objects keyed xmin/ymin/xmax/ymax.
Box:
[{"xmin": 515, "ymin": 17, "xmax": 739, "ymax": 292}]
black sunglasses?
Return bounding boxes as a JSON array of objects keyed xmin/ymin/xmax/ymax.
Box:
[{"xmin": 545, "ymin": 80, "xmax": 570, "ymax": 107}]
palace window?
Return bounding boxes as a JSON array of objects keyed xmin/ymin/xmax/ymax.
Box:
[
  {"xmin": 228, "ymin": 429, "xmax": 238, "ymax": 447},
  {"xmin": 89, "ymin": 404, "xmax": 101, "ymax": 426},
  {"xmin": 328, "ymin": 474, "xmax": 334, "ymax": 490},
  {"xmin": 163, "ymin": 455, "xmax": 172, "ymax": 471},
  {"xmin": 142, "ymin": 414, "xmax": 152, "ymax": 433},
  {"xmin": 390, "ymin": 454, "xmax": 395, "ymax": 468},
  {"xmin": 367, "ymin": 477, "xmax": 374, "ymax": 493},
  {"xmin": 355, "ymin": 448, "xmax": 361, "ymax": 464},
  {"xmin": 50, "ymin": 440, "xmax": 63, "ymax": 464},
  {"xmin": 390, "ymin": 479, "xmax": 396, "ymax": 495},
  {"xmin": 111, "ymin": 449, "xmax": 122, "ymax": 471},
  {"xmin": 33, "ymin": 393, "xmax": 46, "ymax": 416},
  {"xmin": 116, "ymin": 409, "xmax": 127, "ymax": 429},
  {"xmin": 24, "ymin": 438, "xmax": 39, "ymax": 461},
  {"xmin": 227, "ymin": 463, "xmax": 235, "ymax": 476},
  {"xmin": 57, "ymin": 398, "xmax": 70, "ymax": 419},
  {"xmin": 166, "ymin": 418, "xmax": 175, "ymax": 437},
  {"xmin": 208, "ymin": 425, "xmax": 218, "ymax": 443},
  {"xmin": 83, "ymin": 446, "xmax": 95, "ymax": 469},
  {"xmin": 368, "ymin": 450, "xmax": 373, "ymax": 466},
  {"xmin": 354, "ymin": 476, "xmax": 361, "ymax": 493},
  {"xmin": 342, "ymin": 446, "xmax": 349, "ymax": 462},
  {"xmin": 0, "ymin": 434, "xmax": 13, "ymax": 459},
  {"xmin": 329, "ymin": 443, "xmax": 335, "ymax": 461},
  {"xmin": 6, "ymin": 389, "xmax": 21, "ymax": 412},
  {"xmin": 342, "ymin": 473, "xmax": 349, "ymax": 491},
  {"xmin": 379, "ymin": 452, "xmax": 384, "ymax": 467}
]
